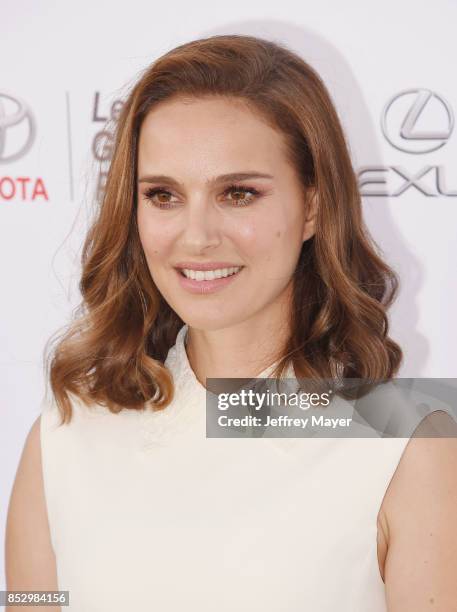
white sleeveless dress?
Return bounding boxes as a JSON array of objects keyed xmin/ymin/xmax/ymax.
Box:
[{"xmin": 40, "ymin": 324, "xmax": 412, "ymax": 611}]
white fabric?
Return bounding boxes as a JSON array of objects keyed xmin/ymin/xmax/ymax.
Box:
[{"xmin": 40, "ymin": 324, "xmax": 412, "ymax": 611}]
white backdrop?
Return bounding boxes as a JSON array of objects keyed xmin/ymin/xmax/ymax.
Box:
[{"xmin": 1, "ymin": 0, "xmax": 456, "ymax": 594}]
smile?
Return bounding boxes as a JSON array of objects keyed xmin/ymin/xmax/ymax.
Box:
[
  {"xmin": 180, "ymin": 266, "xmax": 242, "ymax": 281},
  {"xmin": 175, "ymin": 266, "xmax": 244, "ymax": 294}
]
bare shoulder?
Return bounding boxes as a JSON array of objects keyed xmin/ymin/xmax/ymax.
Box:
[
  {"xmin": 5, "ymin": 415, "xmax": 60, "ymax": 611},
  {"xmin": 378, "ymin": 410, "xmax": 457, "ymax": 611}
]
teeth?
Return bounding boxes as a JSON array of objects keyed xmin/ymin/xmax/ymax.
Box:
[{"xmin": 181, "ymin": 266, "xmax": 242, "ymax": 281}]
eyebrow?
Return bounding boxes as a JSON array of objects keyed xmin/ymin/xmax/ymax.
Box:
[{"xmin": 137, "ymin": 172, "xmax": 274, "ymax": 186}]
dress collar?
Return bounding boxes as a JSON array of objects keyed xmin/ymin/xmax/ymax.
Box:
[{"xmin": 139, "ymin": 324, "xmax": 297, "ymax": 453}]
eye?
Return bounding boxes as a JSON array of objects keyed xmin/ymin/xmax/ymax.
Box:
[
  {"xmin": 142, "ymin": 187, "xmax": 177, "ymax": 209},
  {"xmin": 223, "ymin": 184, "xmax": 260, "ymax": 207},
  {"xmin": 142, "ymin": 184, "xmax": 261, "ymax": 210}
]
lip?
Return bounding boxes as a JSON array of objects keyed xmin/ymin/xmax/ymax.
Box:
[
  {"xmin": 175, "ymin": 266, "xmax": 244, "ymax": 294},
  {"xmin": 174, "ymin": 261, "xmax": 243, "ymax": 271}
]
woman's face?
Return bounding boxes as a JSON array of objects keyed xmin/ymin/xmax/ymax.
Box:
[{"xmin": 137, "ymin": 95, "xmax": 316, "ymax": 331}]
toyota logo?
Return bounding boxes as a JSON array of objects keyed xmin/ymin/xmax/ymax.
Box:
[
  {"xmin": 381, "ymin": 88, "xmax": 454, "ymax": 154},
  {"xmin": 0, "ymin": 91, "xmax": 36, "ymax": 163}
]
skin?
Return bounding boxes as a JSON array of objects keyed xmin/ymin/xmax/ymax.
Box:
[
  {"xmin": 6, "ymin": 96, "xmax": 457, "ymax": 610},
  {"xmin": 378, "ymin": 410, "xmax": 457, "ymax": 610},
  {"xmin": 5, "ymin": 417, "xmax": 60, "ymax": 612},
  {"xmin": 136, "ymin": 95, "xmax": 317, "ymax": 382}
]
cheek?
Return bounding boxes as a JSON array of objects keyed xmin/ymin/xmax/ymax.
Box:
[
  {"xmin": 234, "ymin": 213, "xmax": 282, "ymax": 244},
  {"xmin": 137, "ymin": 210, "xmax": 173, "ymax": 261},
  {"xmin": 233, "ymin": 214, "xmax": 295, "ymax": 265}
]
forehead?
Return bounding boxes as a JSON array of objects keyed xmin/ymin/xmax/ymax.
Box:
[{"xmin": 137, "ymin": 96, "xmax": 289, "ymax": 175}]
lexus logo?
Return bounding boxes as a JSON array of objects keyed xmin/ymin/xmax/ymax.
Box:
[
  {"xmin": 0, "ymin": 91, "xmax": 36, "ymax": 163},
  {"xmin": 381, "ymin": 88, "xmax": 454, "ymax": 154}
]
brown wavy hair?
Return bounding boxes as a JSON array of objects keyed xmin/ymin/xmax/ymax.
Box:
[{"xmin": 45, "ymin": 34, "xmax": 402, "ymax": 424}]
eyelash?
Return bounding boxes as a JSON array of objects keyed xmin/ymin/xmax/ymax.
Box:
[{"xmin": 142, "ymin": 183, "xmax": 261, "ymax": 210}]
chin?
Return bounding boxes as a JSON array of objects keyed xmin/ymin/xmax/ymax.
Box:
[{"xmin": 177, "ymin": 309, "xmax": 248, "ymax": 333}]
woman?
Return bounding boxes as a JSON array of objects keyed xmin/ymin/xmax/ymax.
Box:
[{"xmin": 5, "ymin": 34, "xmax": 457, "ymax": 611}]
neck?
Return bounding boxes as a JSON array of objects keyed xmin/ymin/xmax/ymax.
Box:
[{"xmin": 184, "ymin": 287, "xmax": 293, "ymax": 387}]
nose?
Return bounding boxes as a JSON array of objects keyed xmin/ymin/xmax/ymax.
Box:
[{"xmin": 180, "ymin": 195, "xmax": 222, "ymax": 252}]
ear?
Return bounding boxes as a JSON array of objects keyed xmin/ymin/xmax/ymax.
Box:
[{"xmin": 302, "ymin": 187, "xmax": 318, "ymax": 242}]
